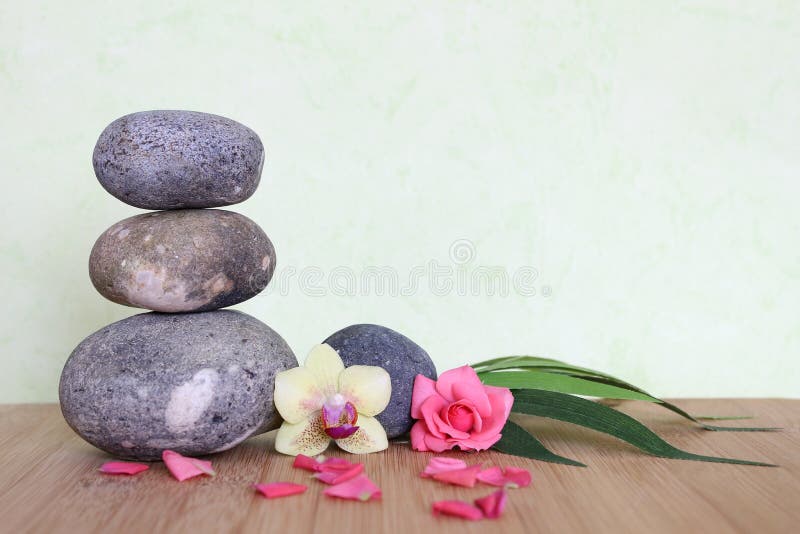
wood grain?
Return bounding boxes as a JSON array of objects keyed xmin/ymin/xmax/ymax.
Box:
[{"xmin": 0, "ymin": 399, "xmax": 797, "ymax": 534}]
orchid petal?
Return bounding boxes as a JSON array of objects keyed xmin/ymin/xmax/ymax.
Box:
[
  {"xmin": 432, "ymin": 500, "xmax": 483, "ymax": 521},
  {"xmin": 477, "ymin": 466, "xmax": 532, "ymax": 489},
  {"xmin": 273, "ymin": 366, "xmax": 325, "ymax": 425},
  {"xmin": 325, "ymin": 424, "xmax": 360, "ymax": 440},
  {"xmin": 411, "ymin": 374, "xmax": 438, "ymax": 419},
  {"xmin": 323, "ymin": 475, "xmax": 382, "ymax": 501},
  {"xmin": 475, "ymin": 489, "xmax": 507, "ymax": 519},
  {"xmin": 162, "ymin": 450, "xmax": 215, "ymax": 481},
  {"xmin": 304, "ymin": 344, "xmax": 345, "ymax": 397},
  {"xmin": 99, "ymin": 461, "xmax": 149, "ymax": 475},
  {"xmin": 431, "ymin": 465, "xmax": 483, "ymax": 487},
  {"xmin": 254, "ymin": 482, "xmax": 307, "ymax": 498},
  {"xmin": 421, "ymin": 457, "xmax": 468, "ymax": 478},
  {"xmin": 334, "ymin": 415, "xmax": 388, "ymax": 454},
  {"xmin": 275, "ymin": 416, "xmax": 331, "ymax": 457},
  {"xmin": 338, "ymin": 365, "xmax": 391, "ymax": 416},
  {"xmin": 313, "ymin": 463, "xmax": 364, "ymax": 485}
]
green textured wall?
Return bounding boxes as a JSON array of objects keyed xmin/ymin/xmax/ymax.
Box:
[{"xmin": 1, "ymin": 1, "xmax": 798, "ymax": 402}]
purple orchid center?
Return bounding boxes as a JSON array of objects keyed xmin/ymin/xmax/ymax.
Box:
[{"xmin": 321, "ymin": 393, "xmax": 359, "ymax": 439}]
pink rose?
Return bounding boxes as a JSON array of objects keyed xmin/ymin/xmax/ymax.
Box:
[{"xmin": 410, "ymin": 365, "xmax": 514, "ymax": 452}]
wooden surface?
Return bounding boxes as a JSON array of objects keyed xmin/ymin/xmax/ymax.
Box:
[{"xmin": 0, "ymin": 399, "xmax": 798, "ymax": 534}]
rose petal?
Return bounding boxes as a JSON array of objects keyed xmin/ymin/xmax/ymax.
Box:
[
  {"xmin": 323, "ymin": 475, "xmax": 382, "ymax": 501},
  {"xmin": 320, "ymin": 456, "xmax": 353, "ymax": 467},
  {"xmin": 477, "ymin": 466, "xmax": 532, "ymax": 489},
  {"xmin": 432, "ymin": 500, "xmax": 484, "ymax": 521},
  {"xmin": 293, "ymin": 454, "xmax": 322, "ymax": 472},
  {"xmin": 421, "ymin": 457, "xmax": 468, "ymax": 478},
  {"xmin": 162, "ymin": 450, "xmax": 216, "ymax": 482},
  {"xmin": 475, "ymin": 489, "xmax": 507, "ymax": 519},
  {"xmin": 314, "ymin": 463, "xmax": 364, "ymax": 485},
  {"xmin": 410, "ymin": 421, "xmax": 431, "ymax": 452},
  {"xmin": 423, "ymin": 432, "xmax": 454, "ymax": 453},
  {"xmin": 435, "ymin": 366, "xmax": 491, "ymax": 416},
  {"xmin": 431, "ymin": 465, "xmax": 483, "ymax": 488},
  {"xmin": 99, "ymin": 461, "xmax": 150, "ymax": 475},
  {"xmin": 254, "ymin": 482, "xmax": 307, "ymax": 498},
  {"xmin": 411, "ymin": 374, "xmax": 438, "ymax": 419}
]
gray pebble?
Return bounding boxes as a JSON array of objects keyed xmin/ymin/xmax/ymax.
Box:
[
  {"xmin": 59, "ymin": 310, "xmax": 297, "ymax": 460},
  {"xmin": 93, "ymin": 110, "xmax": 264, "ymax": 209},
  {"xmin": 324, "ymin": 324, "xmax": 437, "ymax": 439},
  {"xmin": 89, "ymin": 209, "xmax": 275, "ymax": 312}
]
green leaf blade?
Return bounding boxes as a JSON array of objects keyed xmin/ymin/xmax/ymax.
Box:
[
  {"xmin": 493, "ymin": 419, "xmax": 585, "ymax": 467},
  {"xmin": 478, "ymin": 370, "xmax": 658, "ymax": 402},
  {"xmin": 509, "ymin": 389, "xmax": 775, "ymax": 467}
]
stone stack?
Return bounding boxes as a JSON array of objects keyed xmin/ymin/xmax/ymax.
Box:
[{"xmin": 59, "ymin": 111, "xmax": 297, "ymax": 461}]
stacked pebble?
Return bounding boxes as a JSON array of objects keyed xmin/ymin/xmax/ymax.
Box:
[{"xmin": 59, "ymin": 111, "xmax": 298, "ymax": 461}]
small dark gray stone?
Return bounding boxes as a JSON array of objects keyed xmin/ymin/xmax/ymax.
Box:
[
  {"xmin": 323, "ymin": 324, "xmax": 436, "ymax": 439},
  {"xmin": 89, "ymin": 209, "xmax": 275, "ymax": 312},
  {"xmin": 59, "ymin": 310, "xmax": 297, "ymax": 460},
  {"xmin": 93, "ymin": 110, "xmax": 264, "ymax": 209}
]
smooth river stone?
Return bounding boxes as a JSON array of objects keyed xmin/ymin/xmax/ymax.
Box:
[
  {"xmin": 93, "ymin": 110, "xmax": 264, "ymax": 209},
  {"xmin": 89, "ymin": 209, "xmax": 275, "ymax": 312},
  {"xmin": 59, "ymin": 310, "xmax": 297, "ymax": 460},
  {"xmin": 323, "ymin": 324, "xmax": 437, "ymax": 439}
]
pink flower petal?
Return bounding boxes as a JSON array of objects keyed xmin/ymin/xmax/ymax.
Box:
[
  {"xmin": 99, "ymin": 461, "xmax": 150, "ymax": 475},
  {"xmin": 254, "ymin": 482, "xmax": 307, "ymax": 498},
  {"xmin": 323, "ymin": 475, "xmax": 382, "ymax": 501},
  {"xmin": 431, "ymin": 465, "xmax": 483, "ymax": 488},
  {"xmin": 475, "ymin": 489, "xmax": 507, "ymax": 519},
  {"xmin": 435, "ymin": 366, "xmax": 489, "ymax": 411},
  {"xmin": 421, "ymin": 456, "xmax": 468, "ymax": 478},
  {"xmin": 411, "ymin": 374, "xmax": 438, "ymax": 419},
  {"xmin": 477, "ymin": 466, "xmax": 532, "ymax": 489},
  {"xmin": 162, "ymin": 450, "xmax": 216, "ymax": 482},
  {"xmin": 293, "ymin": 454, "xmax": 322, "ymax": 472},
  {"xmin": 432, "ymin": 500, "xmax": 484, "ymax": 521},
  {"xmin": 313, "ymin": 463, "xmax": 364, "ymax": 485}
]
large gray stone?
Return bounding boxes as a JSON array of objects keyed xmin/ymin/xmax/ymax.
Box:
[
  {"xmin": 323, "ymin": 324, "xmax": 437, "ymax": 439},
  {"xmin": 59, "ymin": 310, "xmax": 297, "ymax": 460},
  {"xmin": 93, "ymin": 110, "xmax": 264, "ymax": 209},
  {"xmin": 89, "ymin": 209, "xmax": 275, "ymax": 312}
]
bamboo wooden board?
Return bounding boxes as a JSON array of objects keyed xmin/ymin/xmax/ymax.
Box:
[{"xmin": 0, "ymin": 399, "xmax": 797, "ymax": 534}]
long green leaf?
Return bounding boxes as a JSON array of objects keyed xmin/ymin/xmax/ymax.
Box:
[
  {"xmin": 509, "ymin": 389, "xmax": 775, "ymax": 466},
  {"xmin": 493, "ymin": 419, "xmax": 585, "ymax": 466},
  {"xmin": 474, "ymin": 356, "xmax": 775, "ymax": 431},
  {"xmin": 478, "ymin": 370, "xmax": 657, "ymax": 402}
]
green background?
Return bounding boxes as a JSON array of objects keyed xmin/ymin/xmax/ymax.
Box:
[{"xmin": 1, "ymin": 1, "xmax": 798, "ymax": 402}]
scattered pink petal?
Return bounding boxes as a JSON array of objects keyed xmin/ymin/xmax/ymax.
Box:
[
  {"xmin": 431, "ymin": 465, "xmax": 483, "ymax": 488},
  {"xmin": 421, "ymin": 457, "xmax": 468, "ymax": 478},
  {"xmin": 99, "ymin": 461, "xmax": 150, "ymax": 475},
  {"xmin": 254, "ymin": 482, "xmax": 307, "ymax": 498},
  {"xmin": 432, "ymin": 500, "xmax": 484, "ymax": 521},
  {"xmin": 162, "ymin": 450, "xmax": 216, "ymax": 482},
  {"xmin": 477, "ymin": 466, "xmax": 531, "ymax": 488},
  {"xmin": 314, "ymin": 463, "xmax": 364, "ymax": 485},
  {"xmin": 320, "ymin": 456, "xmax": 351, "ymax": 467},
  {"xmin": 293, "ymin": 454, "xmax": 322, "ymax": 472},
  {"xmin": 323, "ymin": 475, "xmax": 382, "ymax": 501},
  {"xmin": 475, "ymin": 489, "xmax": 507, "ymax": 519}
]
